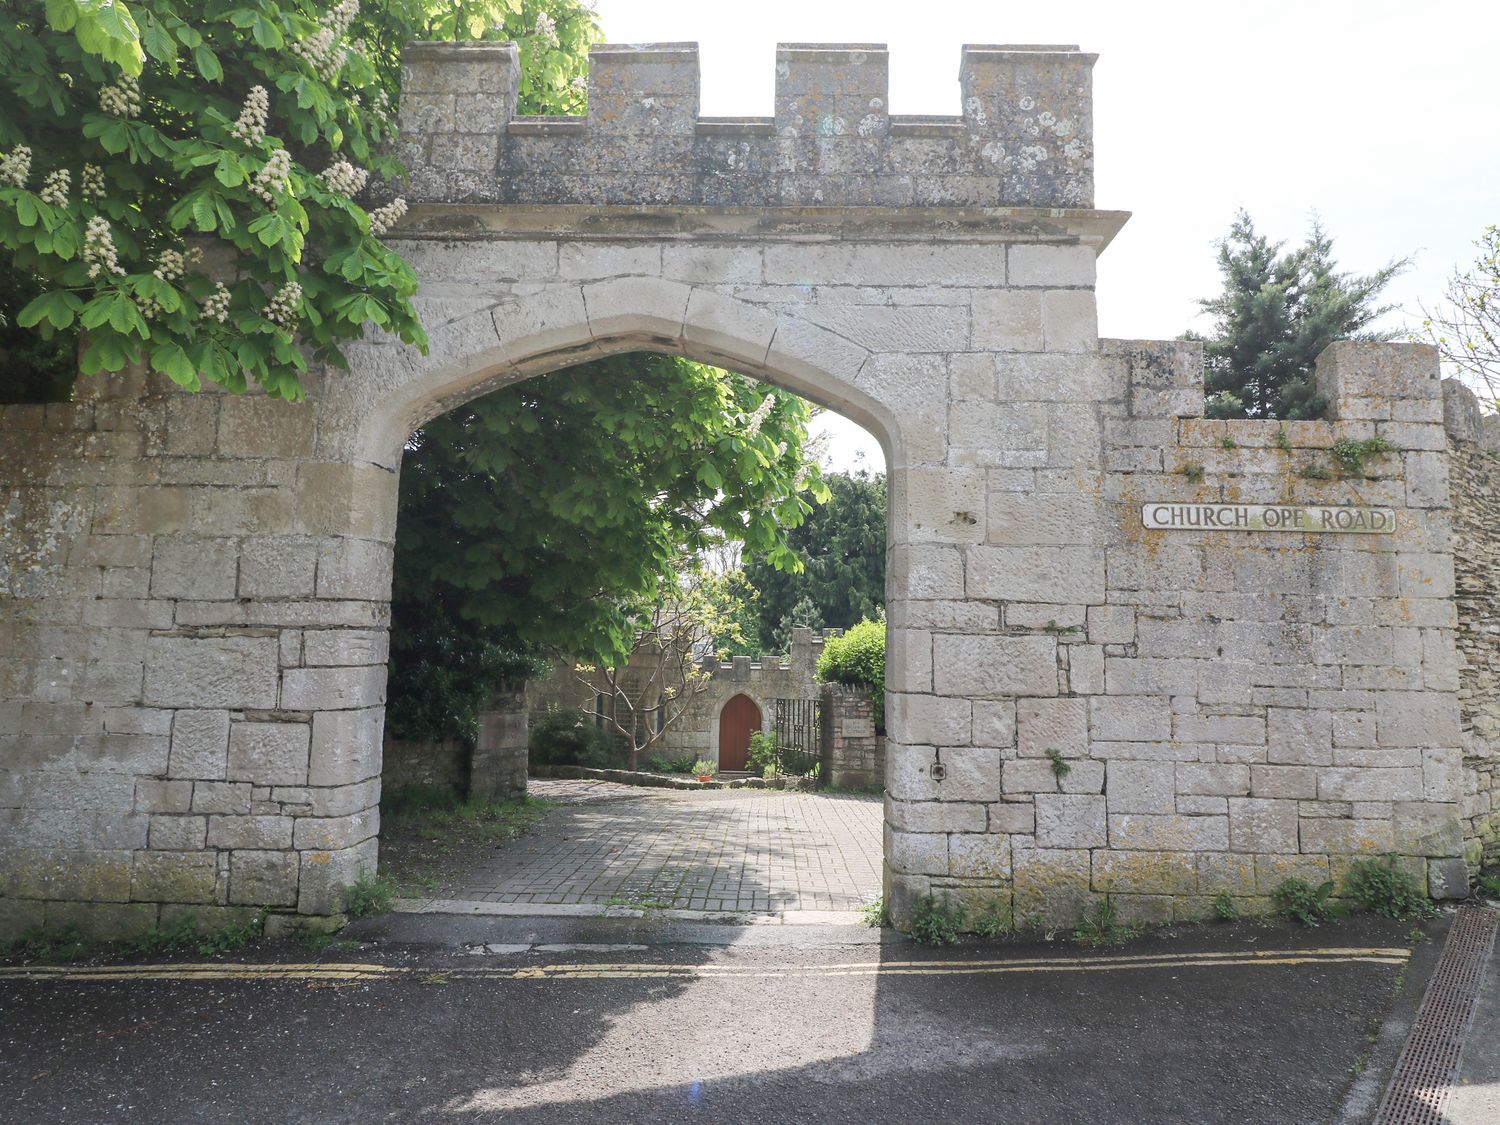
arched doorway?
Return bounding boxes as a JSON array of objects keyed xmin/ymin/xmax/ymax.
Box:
[{"xmin": 717, "ymin": 694, "xmax": 763, "ymax": 772}]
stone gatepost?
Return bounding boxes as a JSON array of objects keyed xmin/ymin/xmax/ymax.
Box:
[
  {"xmin": 471, "ymin": 683, "xmax": 528, "ymax": 801},
  {"xmin": 820, "ymin": 683, "xmax": 886, "ymax": 790}
]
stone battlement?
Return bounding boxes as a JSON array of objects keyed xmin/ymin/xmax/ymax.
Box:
[{"xmin": 396, "ymin": 41, "xmax": 1096, "ymax": 208}]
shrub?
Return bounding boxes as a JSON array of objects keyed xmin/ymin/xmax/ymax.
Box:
[
  {"xmin": 747, "ymin": 731, "xmax": 779, "ymax": 776},
  {"xmin": 1273, "ymin": 877, "xmax": 1337, "ymax": 926},
  {"xmin": 1343, "ymin": 854, "xmax": 1435, "ymax": 919},
  {"xmin": 528, "ymin": 706, "xmax": 625, "ymax": 770},
  {"xmin": 907, "ymin": 894, "xmax": 962, "ymax": 946},
  {"xmin": 691, "ymin": 758, "xmax": 716, "ymax": 777},
  {"xmin": 817, "ymin": 618, "xmax": 886, "ymax": 728}
]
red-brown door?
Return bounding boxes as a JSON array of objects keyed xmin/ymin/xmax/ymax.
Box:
[{"xmin": 717, "ymin": 694, "xmax": 761, "ymax": 771}]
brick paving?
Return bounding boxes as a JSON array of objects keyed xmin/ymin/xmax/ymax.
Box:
[{"xmin": 436, "ymin": 780, "xmax": 883, "ymax": 913}]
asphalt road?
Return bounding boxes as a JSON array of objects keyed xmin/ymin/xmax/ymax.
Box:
[{"xmin": 0, "ymin": 913, "xmax": 1444, "ymax": 1124}]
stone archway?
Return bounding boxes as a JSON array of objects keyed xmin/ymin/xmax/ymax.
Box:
[{"xmin": 0, "ymin": 40, "xmax": 1474, "ymax": 939}]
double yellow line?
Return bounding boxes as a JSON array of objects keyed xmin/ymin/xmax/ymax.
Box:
[{"xmin": 0, "ymin": 946, "xmax": 1409, "ymax": 984}]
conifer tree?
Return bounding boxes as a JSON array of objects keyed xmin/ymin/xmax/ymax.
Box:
[{"xmin": 1196, "ymin": 211, "xmax": 1407, "ymax": 419}]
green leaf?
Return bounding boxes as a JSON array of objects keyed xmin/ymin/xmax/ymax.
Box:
[
  {"xmin": 213, "ymin": 151, "xmax": 245, "ymax": 188},
  {"xmin": 192, "ymin": 42, "xmax": 222, "ymax": 82},
  {"xmin": 251, "ymin": 15, "xmax": 283, "ymax": 49},
  {"xmin": 149, "ymin": 341, "xmax": 199, "ymax": 389},
  {"xmin": 16, "ymin": 289, "xmax": 83, "ymax": 330},
  {"xmin": 139, "ymin": 16, "xmax": 178, "ymax": 66},
  {"xmin": 248, "ymin": 212, "xmax": 289, "ymax": 248}
]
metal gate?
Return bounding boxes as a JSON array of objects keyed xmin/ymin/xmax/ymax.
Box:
[{"xmin": 773, "ymin": 697, "xmax": 822, "ymax": 777}]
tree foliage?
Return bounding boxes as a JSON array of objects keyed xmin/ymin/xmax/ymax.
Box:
[
  {"xmin": 1417, "ymin": 224, "xmax": 1500, "ymax": 407},
  {"xmin": 0, "ymin": 1, "xmax": 602, "ymax": 404},
  {"xmin": 744, "ymin": 469, "xmax": 887, "ymax": 652},
  {"xmin": 1196, "ymin": 211, "xmax": 1407, "ymax": 419},
  {"xmin": 1, "ymin": 0, "xmax": 432, "ymax": 401},
  {"xmin": 388, "ymin": 356, "xmax": 826, "ymax": 740}
]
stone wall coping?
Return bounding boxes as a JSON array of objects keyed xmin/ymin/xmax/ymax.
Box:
[{"xmin": 393, "ymin": 202, "xmax": 1131, "ymax": 250}]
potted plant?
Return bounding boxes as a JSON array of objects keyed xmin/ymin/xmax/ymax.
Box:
[{"xmin": 692, "ymin": 759, "xmax": 716, "ymax": 783}]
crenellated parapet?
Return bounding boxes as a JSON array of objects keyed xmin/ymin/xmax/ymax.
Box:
[{"xmin": 395, "ymin": 41, "xmax": 1096, "ymax": 208}]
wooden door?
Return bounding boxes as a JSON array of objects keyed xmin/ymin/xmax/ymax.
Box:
[{"xmin": 718, "ymin": 694, "xmax": 761, "ymax": 771}]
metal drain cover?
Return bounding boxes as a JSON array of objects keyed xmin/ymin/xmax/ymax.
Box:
[{"xmin": 1375, "ymin": 905, "xmax": 1498, "ymax": 1124}]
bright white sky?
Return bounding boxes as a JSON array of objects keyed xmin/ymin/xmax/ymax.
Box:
[{"xmin": 598, "ymin": 0, "xmax": 1500, "ymax": 472}]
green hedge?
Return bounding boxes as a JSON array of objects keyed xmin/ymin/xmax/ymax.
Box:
[{"xmin": 816, "ymin": 618, "xmax": 886, "ymax": 729}]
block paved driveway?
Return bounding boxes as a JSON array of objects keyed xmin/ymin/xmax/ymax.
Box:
[{"xmin": 430, "ymin": 780, "xmax": 883, "ymax": 913}]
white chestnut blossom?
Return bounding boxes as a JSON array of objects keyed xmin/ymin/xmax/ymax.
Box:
[
  {"xmin": 0, "ymin": 145, "xmax": 32, "ymax": 188},
  {"xmin": 367, "ymin": 197, "xmax": 407, "ymax": 236},
  {"xmin": 38, "ymin": 169, "xmax": 70, "ymax": 206},
  {"xmin": 81, "ymin": 163, "xmax": 107, "ymax": 200},
  {"xmin": 230, "ymin": 86, "xmax": 270, "ymax": 146},
  {"xmin": 534, "ymin": 11, "xmax": 559, "ymax": 47},
  {"xmin": 250, "ymin": 148, "xmax": 292, "ymax": 205},
  {"xmin": 265, "ymin": 280, "xmax": 303, "ymax": 328},
  {"xmin": 319, "ymin": 159, "xmax": 369, "ymax": 197},
  {"xmin": 201, "ymin": 282, "xmax": 232, "ymax": 323},
  {"xmin": 99, "ymin": 73, "xmax": 142, "ymax": 118},
  {"xmin": 152, "ymin": 246, "xmax": 200, "ymax": 283},
  {"xmin": 291, "ymin": 0, "xmax": 359, "ymax": 82},
  {"xmin": 83, "ymin": 217, "xmax": 125, "ymax": 280},
  {"xmin": 742, "ymin": 395, "xmax": 775, "ymax": 439}
]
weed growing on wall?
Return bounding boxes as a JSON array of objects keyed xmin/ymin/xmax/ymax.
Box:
[
  {"xmin": 1342, "ymin": 854, "xmax": 1435, "ymax": 919},
  {"xmin": 1073, "ymin": 896, "xmax": 1137, "ymax": 947},
  {"xmin": 1212, "ymin": 890, "xmax": 1240, "ymax": 921},
  {"xmin": 1273, "ymin": 877, "xmax": 1338, "ymax": 926},
  {"xmin": 906, "ymin": 894, "xmax": 962, "ymax": 946},
  {"xmin": 344, "ymin": 872, "xmax": 396, "ymax": 918}
]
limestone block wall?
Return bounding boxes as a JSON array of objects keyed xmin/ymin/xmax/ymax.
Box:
[
  {"xmin": 1442, "ymin": 379, "xmax": 1500, "ymax": 868},
  {"xmin": 0, "ymin": 372, "xmax": 393, "ymax": 938},
  {"xmin": 883, "ymin": 338, "xmax": 1469, "ymax": 926}
]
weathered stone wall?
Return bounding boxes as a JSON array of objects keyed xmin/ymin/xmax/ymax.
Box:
[
  {"xmin": 382, "ymin": 738, "xmax": 469, "ymax": 795},
  {"xmin": 820, "ymin": 683, "xmax": 885, "ymax": 789},
  {"xmin": 1442, "ymin": 380, "xmax": 1500, "ymax": 869},
  {"xmin": 0, "ymin": 40, "xmax": 1480, "ymax": 936},
  {"xmin": 471, "ymin": 685, "xmax": 527, "ymax": 801},
  {"xmin": 0, "ymin": 368, "xmax": 389, "ymax": 939}
]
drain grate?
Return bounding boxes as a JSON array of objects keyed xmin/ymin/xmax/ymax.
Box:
[{"xmin": 1375, "ymin": 905, "xmax": 1498, "ymax": 1125}]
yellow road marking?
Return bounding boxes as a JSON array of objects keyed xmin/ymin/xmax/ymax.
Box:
[
  {"xmin": 490, "ymin": 956, "xmax": 1408, "ymax": 981},
  {"xmin": 0, "ymin": 946, "xmax": 1409, "ymax": 984},
  {"xmin": 510, "ymin": 946, "xmax": 1412, "ymax": 977}
]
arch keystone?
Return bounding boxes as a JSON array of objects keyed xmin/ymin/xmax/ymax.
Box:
[{"xmin": 581, "ymin": 276, "xmax": 692, "ymax": 345}]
